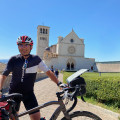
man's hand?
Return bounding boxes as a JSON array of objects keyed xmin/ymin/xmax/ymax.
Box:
[
  {"xmin": 59, "ymin": 83, "xmax": 67, "ymax": 88},
  {"xmin": 57, "ymin": 82, "xmax": 67, "ymax": 89}
]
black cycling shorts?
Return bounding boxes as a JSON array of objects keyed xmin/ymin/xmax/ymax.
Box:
[{"xmin": 12, "ymin": 91, "xmax": 39, "ymax": 115}]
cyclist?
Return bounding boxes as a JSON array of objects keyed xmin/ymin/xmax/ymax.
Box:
[
  {"xmin": 55, "ymin": 69, "xmax": 59, "ymax": 78},
  {"xmin": 0, "ymin": 36, "xmax": 63, "ymax": 120}
]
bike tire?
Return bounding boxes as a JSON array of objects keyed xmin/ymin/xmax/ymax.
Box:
[{"xmin": 61, "ymin": 111, "xmax": 102, "ymax": 120}]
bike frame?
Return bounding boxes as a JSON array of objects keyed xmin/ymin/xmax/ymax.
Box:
[
  {"xmin": 17, "ymin": 98, "xmax": 70, "ymax": 120},
  {"xmin": 17, "ymin": 69, "xmax": 88, "ymax": 120}
]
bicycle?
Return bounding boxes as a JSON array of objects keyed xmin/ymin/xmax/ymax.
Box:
[{"xmin": 0, "ymin": 69, "xmax": 102, "ymax": 120}]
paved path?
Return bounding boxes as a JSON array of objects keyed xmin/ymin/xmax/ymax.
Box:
[{"xmin": 19, "ymin": 74, "xmax": 119, "ymax": 120}]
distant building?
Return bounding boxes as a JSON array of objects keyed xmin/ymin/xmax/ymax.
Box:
[{"xmin": 36, "ymin": 25, "xmax": 95, "ymax": 71}]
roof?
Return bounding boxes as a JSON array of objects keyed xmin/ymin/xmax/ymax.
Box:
[{"xmin": 96, "ymin": 61, "xmax": 120, "ymax": 64}]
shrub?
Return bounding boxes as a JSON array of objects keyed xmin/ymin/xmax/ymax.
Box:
[{"xmin": 81, "ymin": 73, "xmax": 120, "ymax": 107}]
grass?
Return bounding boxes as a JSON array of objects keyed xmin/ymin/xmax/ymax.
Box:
[
  {"xmin": 63, "ymin": 71, "xmax": 120, "ymax": 114},
  {"xmin": 79, "ymin": 96, "xmax": 120, "ymax": 113},
  {"xmin": 81, "ymin": 72, "xmax": 120, "ymax": 81}
]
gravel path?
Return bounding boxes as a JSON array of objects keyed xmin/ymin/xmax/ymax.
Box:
[{"xmin": 19, "ymin": 73, "xmax": 119, "ymax": 120}]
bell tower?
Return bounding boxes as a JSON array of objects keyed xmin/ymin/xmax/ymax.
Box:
[{"xmin": 37, "ymin": 25, "xmax": 50, "ymax": 59}]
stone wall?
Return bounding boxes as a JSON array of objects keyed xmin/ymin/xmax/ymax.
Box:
[
  {"xmin": 0, "ymin": 63, "xmax": 6, "ymax": 73},
  {"xmin": 44, "ymin": 56, "xmax": 95, "ymax": 71},
  {"xmin": 96, "ymin": 63, "xmax": 120, "ymax": 72}
]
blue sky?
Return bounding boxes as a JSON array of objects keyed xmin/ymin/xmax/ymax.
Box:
[{"xmin": 0, "ymin": 0, "xmax": 120, "ymax": 62}]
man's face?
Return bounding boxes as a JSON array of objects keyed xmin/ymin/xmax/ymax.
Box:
[{"xmin": 18, "ymin": 43, "xmax": 33, "ymax": 56}]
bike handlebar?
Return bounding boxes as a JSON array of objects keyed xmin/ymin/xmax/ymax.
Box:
[
  {"xmin": 64, "ymin": 86, "xmax": 80, "ymax": 112},
  {"xmin": 60, "ymin": 85, "xmax": 81, "ymax": 99},
  {"xmin": 56, "ymin": 85, "xmax": 82, "ymax": 113}
]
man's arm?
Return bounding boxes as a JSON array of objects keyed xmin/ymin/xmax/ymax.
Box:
[
  {"xmin": 38, "ymin": 60, "xmax": 62, "ymax": 86},
  {"xmin": 0, "ymin": 74, "xmax": 7, "ymax": 92},
  {"xmin": 46, "ymin": 70, "xmax": 59, "ymax": 85}
]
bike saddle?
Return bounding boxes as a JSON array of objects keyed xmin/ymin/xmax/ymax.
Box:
[{"xmin": 0, "ymin": 93, "xmax": 23, "ymax": 102}]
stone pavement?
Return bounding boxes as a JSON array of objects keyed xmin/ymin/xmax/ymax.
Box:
[{"xmin": 19, "ymin": 73, "xmax": 119, "ymax": 120}]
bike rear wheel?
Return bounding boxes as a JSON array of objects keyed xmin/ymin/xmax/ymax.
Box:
[{"xmin": 61, "ymin": 111, "xmax": 102, "ymax": 120}]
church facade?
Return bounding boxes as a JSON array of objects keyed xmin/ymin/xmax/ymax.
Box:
[{"xmin": 36, "ymin": 25, "xmax": 95, "ymax": 71}]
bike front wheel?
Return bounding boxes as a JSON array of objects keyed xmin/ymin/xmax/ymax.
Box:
[{"xmin": 61, "ymin": 111, "xmax": 102, "ymax": 120}]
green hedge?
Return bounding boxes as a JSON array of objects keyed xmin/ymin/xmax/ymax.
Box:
[
  {"xmin": 81, "ymin": 73, "xmax": 120, "ymax": 107},
  {"xmin": 85, "ymin": 78, "xmax": 120, "ymax": 100},
  {"xmin": 63, "ymin": 72, "xmax": 120, "ymax": 108}
]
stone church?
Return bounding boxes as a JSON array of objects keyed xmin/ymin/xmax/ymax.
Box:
[{"xmin": 36, "ymin": 25, "xmax": 95, "ymax": 71}]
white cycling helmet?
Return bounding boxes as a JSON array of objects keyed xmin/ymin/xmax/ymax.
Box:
[{"xmin": 17, "ymin": 36, "xmax": 33, "ymax": 46}]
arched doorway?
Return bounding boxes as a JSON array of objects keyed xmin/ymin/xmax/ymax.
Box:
[
  {"xmin": 67, "ymin": 62, "xmax": 70, "ymax": 70},
  {"xmin": 66, "ymin": 58, "xmax": 76, "ymax": 71},
  {"xmin": 71, "ymin": 63, "xmax": 74, "ymax": 70}
]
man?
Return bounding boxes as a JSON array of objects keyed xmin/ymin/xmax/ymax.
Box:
[
  {"xmin": 51, "ymin": 65, "xmax": 54, "ymax": 73},
  {"xmin": 55, "ymin": 69, "xmax": 59, "ymax": 78},
  {"xmin": 0, "ymin": 36, "xmax": 63, "ymax": 120}
]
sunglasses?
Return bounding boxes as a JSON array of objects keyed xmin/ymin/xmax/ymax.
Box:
[{"xmin": 18, "ymin": 44, "xmax": 30, "ymax": 47}]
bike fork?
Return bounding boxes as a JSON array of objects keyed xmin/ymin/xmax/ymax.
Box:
[{"xmin": 62, "ymin": 109, "xmax": 71, "ymax": 120}]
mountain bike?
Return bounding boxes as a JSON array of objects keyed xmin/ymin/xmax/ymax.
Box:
[{"xmin": 0, "ymin": 69, "xmax": 102, "ymax": 120}]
